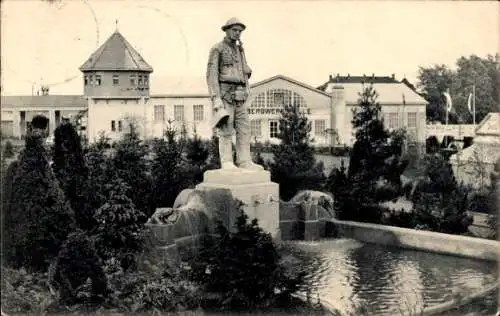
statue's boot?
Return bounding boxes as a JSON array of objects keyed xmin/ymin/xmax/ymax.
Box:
[
  {"xmin": 236, "ymin": 133, "xmax": 264, "ymax": 171},
  {"xmin": 219, "ymin": 135, "xmax": 237, "ymax": 169}
]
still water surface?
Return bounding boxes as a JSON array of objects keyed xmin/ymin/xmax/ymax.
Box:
[{"xmin": 290, "ymin": 239, "xmax": 498, "ymax": 316}]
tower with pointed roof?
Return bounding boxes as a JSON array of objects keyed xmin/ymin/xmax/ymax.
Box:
[{"xmin": 79, "ymin": 30, "xmax": 153, "ymax": 97}]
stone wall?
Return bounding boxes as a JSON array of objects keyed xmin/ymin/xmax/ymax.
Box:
[{"xmin": 329, "ymin": 219, "xmax": 499, "ymax": 261}]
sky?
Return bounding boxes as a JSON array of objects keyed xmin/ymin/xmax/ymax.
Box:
[{"xmin": 1, "ymin": 0, "xmax": 499, "ymax": 96}]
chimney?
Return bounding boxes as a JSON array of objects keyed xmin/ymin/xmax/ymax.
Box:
[
  {"xmin": 391, "ymin": 73, "xmax": 395, "ymax": 79},
  {"xmin": 329, "ymin": 74, "xmax": 333, "ymax": 81}
]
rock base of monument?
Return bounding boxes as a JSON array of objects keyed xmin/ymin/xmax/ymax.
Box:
[{"xmin": 196, "ymin": 168, "xmax": 281, "ymax": 239}]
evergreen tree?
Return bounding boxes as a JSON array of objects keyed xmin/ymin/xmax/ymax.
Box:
[
  {"xmin": 1, "ymin": 159, "xmax": 19, "ymax": 251},
  {"xmin": 269, "ymin": 103, "xmax": 325, "ymax": 200},
  {"xmin": 91, "ymin": 178, "xmax": 146, "ymax": 269},
  {"xmin": 4, "ymin": 134, "xmax": 76, "ymax": 271},
  {"xmin": 185, "ymin": 130, "xmax": 210, "ymax": 184},
  {"xmin": 410, "ymin": 154, "xmax": 472, "ymax": 234},
  {"xmin": 341, "ymin": 85, "xmax": 408, "ymax": 221},
  {"xmin": 52, "ymin": 122, "xmax": 91, "ymax": 230},
  {"xmin": 185, "ymin": 130, "xmax": 209, "ymax": 167},
  {"xmin": 152, "ymin": 125, "xmax": 187, "ymax": 208},
  {"xmin": 111, "ymin": 123, "xmax": 154, "ymax": 219},
  {"xmin": 192, "ymin": 211, "xmax": 304, "ymax": 310},
  {"xmin": 83, "ymin": 133, "xmax": 113, "ymax": 230}
]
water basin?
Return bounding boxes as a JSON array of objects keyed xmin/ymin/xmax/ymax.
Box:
[{"xmin": 290, "ymin": 238, "xmax": 498, "ymax": 315}]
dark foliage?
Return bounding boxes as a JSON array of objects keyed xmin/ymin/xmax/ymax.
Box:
[
  {"xmin": 190, "ymin": 209, "xmax": 305, "ymax": 311},
  {"xmin": 52, "ymin": 122, "xmax": 91, "ymax": 230},
  {"xmin": 3, "ymin": 140, "xmax": 15, "ymax": 158},
  {"xmin": 91, "ymin": 178, "xmax": 147, "ymax": 269},
  {"xmin": 426, "ymin": 136, "xmax": 441, "ymax": 154},
  {"xmin": 409, "ymin": 154, "xmax": 473, "ymax": 234},
  {"xmin": 4, "ymin": 134, "xmax": 76, "ymax": 271},
  {"xmin": 83, "ymin": 134, "xmax": 114, "ymax": 229},
  {"xmin": 151, "ymin": 126, "xmax": 194, "ymax": 208},
  {"xmin": 111, "ymin": 125, "xmax": 154, "ymax": 219},
  {"xmin": 31, "ymin": 115, "xmax": 49, "ymax": 130},
  {"xmin": 49, "ymin": 230, "xmax": 109, "ymax": 304},
  {"xmin": 206, "ymin": 135, "xmax": 221, "ymax": 170},
  {"xmin": 334, "ymin": 85, "xmax": 408, "ymax": 221},
  {"xmin": 185, "ymin": 132, "xmax": 211, "ymax": 184},
  {"xmin": 269, "ymin": 103, "xmax": 326, "ymax": 200},
  {"xmin": 1, "ymin": 159, "xmax": 19, "ymax": 249}
]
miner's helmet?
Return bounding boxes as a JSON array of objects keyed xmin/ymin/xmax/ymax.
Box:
[
  {"xmin": 221, "ymin": 17, "xmax": 246, "ymax": 31},
  {"xmin": 212, "ymin": 107, "xmax": 230, "ymax": 129}
]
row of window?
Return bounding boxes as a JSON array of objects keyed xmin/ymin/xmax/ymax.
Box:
[
  {"xmin": 250, "ymin": 119, "xmax": 327, "ymax": 138},
  {"xmin": 251, "ymin": 89, "xmax": 308, "ymax": 108},
  {"xmin": 84, "ymin": 74, "xmax": 149, "ymax": 86},
  {"xmin": 153, "ymin": 104, "xmax": 204, "ymax": 122},
  {"xmin": 384, "ymin": 112, "xmax": 418, "ymax": 130}
]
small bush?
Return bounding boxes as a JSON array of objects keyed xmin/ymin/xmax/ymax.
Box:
[
  {"xmin": 102, "ymin": 257, "xmax": 201, "ymax": 313},
  {"xmin": 1, "ymin": 266, "xmax": 55, "ymax": 315},
  {"xmin": 190, "ymin": 210, "xmax": 306, "ymax": 311},
  {"xmin": 49, "ymin": 230, "xmax": 109, "ymax": 304},
  {"xmin": 3, "ymin": 140, "xmax": 15, "ymax": 158},
  {"xmin": 92, "ymin": 178, "xmax": 147, "ymax": 270}
]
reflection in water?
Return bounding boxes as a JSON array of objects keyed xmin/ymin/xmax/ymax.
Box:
[{"xmin": 290, "ymin": 239, "xmax": 497, "ymax": 316}]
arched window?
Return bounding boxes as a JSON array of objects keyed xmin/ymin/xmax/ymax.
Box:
[
  {"xmin": 250, "ymin": 89, "xmax": 307, "ymax": 108},
  {"xmin": 251, "ymin": 92, "xmax": 266, "ymax": 108}
]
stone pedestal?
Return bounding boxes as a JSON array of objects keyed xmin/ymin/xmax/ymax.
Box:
[{"xmin": 195, "ymin": 169, "xmax": 281, "ymax": 239}]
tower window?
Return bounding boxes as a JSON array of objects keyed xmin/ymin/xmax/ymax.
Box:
[
  {"xmin": 112, "ymin": 74, "xmax": 119, "ymax": 85},
  {"xmin": 138, "ymin": 75, "xmax": 143, "ymax": 86},
  {"xmin": 130, "ymin": 74, "xmax": 136, "ymax": 85},
  {"xmin": 95, "ymin": 75, "xmax": 102, "ymax": 86},
  {"xmin": 144, "ymin": 75, "xmax": 149, "ymax": 86},
  {"xmin": 84, "ymin": 76, "xmax": 88, "ymax": 85}
]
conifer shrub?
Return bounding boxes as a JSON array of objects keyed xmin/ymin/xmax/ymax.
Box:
[
  {"xmin": 152, "ymin": 126, "xmax": 193, "ymax": 208},
  {"xmin": 332, "ymin": 85, "xmax": 408, "ymax": 222},
  {"xmin": 52, "ymin": 122, "xmax": 91, "ymax": 230},
  {"xmin": 4, "ymin": 134, "xmax": 76, "ymax": 271},
  {"xmin": 190, "ymin": 207, "xmax": 306, "ymax": 311},
  {"xmin": 269, "ymin": 103, "xmax": 326, "ymax": 200},
  {"xmin": 91, "ymin": 178, "xmax": 147, "ymax": 270},
  {"xmin": 111, "ymin": 124, "xmax": 154, "ymax": 218},
  {"xmin": 49, "ymin": 229, "xmax": 109, "ymax": 304}
]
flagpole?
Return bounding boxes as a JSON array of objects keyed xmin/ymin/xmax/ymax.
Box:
[
  {"xmin": 445, "ymin": 89, "xmax": 449, "ymax": 126},
  {"xmin": 472, "ymin": 84, "xmax": 476, "ymax": 125}
]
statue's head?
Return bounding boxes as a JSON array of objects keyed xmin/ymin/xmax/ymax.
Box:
[{"xmin": 222, "ymin": 17, "xmax": 246, "ymax": 42}]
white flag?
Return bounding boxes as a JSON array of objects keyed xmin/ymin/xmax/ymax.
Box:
[
  {"xmin": 467, "ymin": 92, "xmax": 473, "ymax": 113},
  {"xmin": 443, "ymin": 91, "xmax": 453, "ymax": 112}
]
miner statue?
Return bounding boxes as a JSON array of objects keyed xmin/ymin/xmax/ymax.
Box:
[{"xmin": 206, "ymin": 17, "xmax": 263, "ymax": 171}]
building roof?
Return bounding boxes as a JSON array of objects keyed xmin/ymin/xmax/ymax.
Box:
[
  {"xmin": 251, "ymin": 74, "xmax": 332, "ymax": 97},
  {"xmin": 317, "ymin": 74, "xmax": 428, "ymax": 105},
  {"xmin": 475, "ymin": 112, "xmax": 500, "ymax": 136},
  {"xmin": 1, "ymin": 95, "xmax": 87, "ymax": 108},
  {"xmin": 317, "ymin": 74, "xmax": 399, "ymax": 90},
  {"xmin": 79, "ymin": 31, "xmax": 153, "ymax": 72}
]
